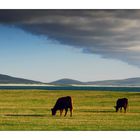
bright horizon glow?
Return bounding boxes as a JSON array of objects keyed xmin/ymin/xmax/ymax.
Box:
[{"xmin": 0, "ymin": 24, "xmax": 140, "ymax": 83}]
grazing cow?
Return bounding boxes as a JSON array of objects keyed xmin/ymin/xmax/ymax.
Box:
[
  {"xmin": 114, "ymin": 98, "xmax": 128, "ymax": 113},
  {"xmin": 51, "ymin": 96, "xmax": 73, "ymax": 117}
]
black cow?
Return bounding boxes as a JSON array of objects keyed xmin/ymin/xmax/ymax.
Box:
[
  {"xmin": 114, "ymin": 98, "xmax": 128, "ymax": 112},
  {"xmin": 51, "ymin": 96, "xmax": 73, "ymax": 117}
]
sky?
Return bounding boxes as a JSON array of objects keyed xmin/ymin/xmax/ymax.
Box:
[{"xmin": 0, "ymin": 9, "xmax": 140, "ymax": 83}]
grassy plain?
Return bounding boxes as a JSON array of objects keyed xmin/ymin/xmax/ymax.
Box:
[{"xmin": 0, "ymin": 90, "xmax": 139, "ymax": 130}]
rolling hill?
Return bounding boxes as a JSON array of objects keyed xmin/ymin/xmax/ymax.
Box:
[
  {"xmin": 50, "ymin": 78, "xmax": 85, "ymax": 85},
  {"xmin": 50, "ymin": 77, "xmax": 140, "ymax": 86},
  {"xmin": 1, "ymin": 74, "xmax": 140, "ymax": 86},
  {"xmin": 87, "ymin": 77, "xmax": 140, "ymax": 86},
  {"xmin": 0, "ymin": 74, "xmax": 42, "ymax": 84}
]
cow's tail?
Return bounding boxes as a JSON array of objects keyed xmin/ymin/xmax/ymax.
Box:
[
  {"xmin": 69, "ymin": 96, "xmax": 73, "ymax": 117},
  {"xmin": 70, "ymin": 96, "xmax": 73, "ymax": 109},
  {"xmin": 126, "ymin": 99, "xmax": 128, "ymax": 109}
]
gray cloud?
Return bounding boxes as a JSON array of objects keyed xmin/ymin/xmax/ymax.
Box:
[{"xmin": 0, "ymin": 10, "xmax": 140, "ymax": 67}]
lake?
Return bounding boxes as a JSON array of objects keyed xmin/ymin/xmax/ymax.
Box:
[{"xmin": 0, "ymin": 85, "xmax": 140, "ymax": 92}]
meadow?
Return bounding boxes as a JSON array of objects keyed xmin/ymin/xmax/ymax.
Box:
[{"xmin": 0, "ymin": 90, "xmax": 140, "ymax": 130}]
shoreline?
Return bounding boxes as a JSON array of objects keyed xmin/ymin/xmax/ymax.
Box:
[
  {"xmin": 0, "ymin": 84, "xmax": 55, "ymax": 86},
  {"xmin": 0, "ymin": 84, "xmax": 140, "ymax": 87}
]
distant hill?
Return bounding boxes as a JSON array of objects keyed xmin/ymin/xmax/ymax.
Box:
[
  {"xmin": 50, "ymin": 77, "xmax": 140, "ymax": 86},
  {"xmin": 1, "ymin": 74, "xmax": 140, "ymax": 86},
  {"xmin": 87, "ymin": 77, "xmax": 140, "ymax": 86},
  {"xmin": 0, "ymin": 74, "xmax": 42, "ymax": 84},
  {"xmin": 50, "ymin": 78, "xmax": 85, "ymax": 85}
]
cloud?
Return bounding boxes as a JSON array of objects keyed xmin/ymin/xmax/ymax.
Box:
[{"xmin": 0, "ymin": 10, "xmax": 140, "ymax": 67}]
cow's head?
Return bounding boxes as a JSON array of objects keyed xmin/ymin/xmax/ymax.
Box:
[
  {"xmin": 114, "ymin": 106, "xmax": 119, "ymax": 112},
  {"xmin": 51, "ymin": 108, "xmax": 56, "ymax": 116}
]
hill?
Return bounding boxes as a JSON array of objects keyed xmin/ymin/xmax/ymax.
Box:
[
  {"xmin": 87, "ymin": 77, "xmax": 140, "ymax": 86},
  {"xmin": 1, "ymin": 74, "xmax": 140, "ymax": 86},
  {"xmin": 50, "ymin": 78, "xmax": 85, "ymax": 85},
  {"xmin": 0, "ymin": 74, "xmax": 42, "ymax": 84},
  {"xmin": 50, "ymin": 77, "xmax": 140, "ymax": 86}
]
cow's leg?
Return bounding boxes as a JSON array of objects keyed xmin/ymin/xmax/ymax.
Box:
[
  {"xmin": 70, "ymin": 107, "xmax": 72, "ymax": 117},
  {"xmin": 60, "ymin": 109, "xmax": 63, "ymax": 116},
  {"xmin": 124, "ymin": 106, "xmax": 127, "ymax": 113},
  {"xmin": 120, "ymin": 107, "xmax": 122, "ymax": 112},
  {"xmin": 64, "ymin": 108, "xmax": 68, "ymax": 117}
]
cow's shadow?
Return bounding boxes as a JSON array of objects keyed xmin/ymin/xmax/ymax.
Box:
[
  {"xmin": 4, "ymin": 114, "xmax": 47, "ymax": 117},
  {"xmin": 82, "ymin": 110, "xmax": 115, "ymax": 113}
]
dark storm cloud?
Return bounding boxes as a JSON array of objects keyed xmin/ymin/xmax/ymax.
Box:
[{"xmin": 0, "ymin": 9, "xmax": 140, "ymax": 67}]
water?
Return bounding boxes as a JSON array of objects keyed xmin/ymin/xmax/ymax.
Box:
[{"xmin": 0, "ymin": 85, "xmax": 140, "ymax": 92}]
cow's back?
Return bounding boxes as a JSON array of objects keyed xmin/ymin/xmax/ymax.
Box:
[
  {"xmin": 54, "ymin": 96, "xmax": 72, "ymax": 109},
  {"xmin": 117, "ymin": 98, "xmax": 128, "ymax": 107}
]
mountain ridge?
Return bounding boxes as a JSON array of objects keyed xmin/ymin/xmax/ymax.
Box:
[
  {"xmin": 50, "ymin": 77, "xmax": 140, "ymax": 86},
  {"xmin": 1, "ymin": 74, "xmax": 140, "ymax": 86},
  {"xmin": 0, "ymin": 74, "xmax": 42, "ymax": 84},
  {"xmin": 50, "ymin": 78, "xmax": 85, "ymax": 85}
]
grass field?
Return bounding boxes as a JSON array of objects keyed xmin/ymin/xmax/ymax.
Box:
[{"xmin": 0, "ymin": 90, "xmax": 140, "ymax": 130}]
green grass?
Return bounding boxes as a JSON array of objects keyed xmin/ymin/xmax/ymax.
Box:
[{"xmin": 0, "ymin": 90, "xmax": 139, "ymax": 130}]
